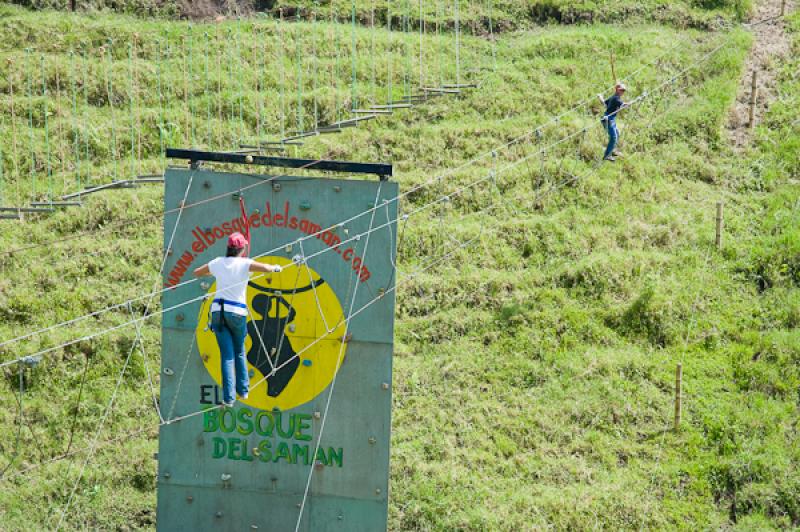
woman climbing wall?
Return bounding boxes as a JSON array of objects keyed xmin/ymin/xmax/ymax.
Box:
[{"xmin": 193, "ymin": 232, "xmax": 282, "ymax": 406}]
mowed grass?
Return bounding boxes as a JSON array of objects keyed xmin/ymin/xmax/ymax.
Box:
[{"xmin": 1, "ymin": 4, "xmax": 799, "ymax": 531}]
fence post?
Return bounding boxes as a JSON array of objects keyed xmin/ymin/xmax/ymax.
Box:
[
  {"xmin": 715, "ymin": 201, "xmax": 724, "ymax": 249},
  {"xmin": 674, "ymin": 363, "xmax": 682, "ymax": 431},
  {"xmin": 749, "ymin": 70, "xmax": 758, "ymax": 129}
]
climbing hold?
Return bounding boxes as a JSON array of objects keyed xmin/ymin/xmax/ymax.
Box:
[
  {"xmin": 245, "ymin": 155, "xmax": 254, "ymax": 163},
  {"xmin": 302, "ymin": 359, "xmax": 312, "ymax": 367}
]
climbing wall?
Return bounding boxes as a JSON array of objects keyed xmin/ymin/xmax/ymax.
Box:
[{"xmin": 157, "ymin": 167, "xmax": 398, "ymax": 531}]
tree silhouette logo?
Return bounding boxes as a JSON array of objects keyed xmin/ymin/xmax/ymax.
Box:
[{"xmin": 196, "ymin": 256, "xmax": 348, "ymax": 411}]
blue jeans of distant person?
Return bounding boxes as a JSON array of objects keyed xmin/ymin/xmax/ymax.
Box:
[
  {"xmin": 211, "ymin": 311, "xmax": 249, "ymax": 404},
  {"xmin": 604, "ymin": 118, "xmax": 619, "ymax": 159}
]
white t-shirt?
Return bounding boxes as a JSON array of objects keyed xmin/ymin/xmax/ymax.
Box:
[{"xmin": 208, "ymin": 257, "xmax": 254, "ymax": 316}]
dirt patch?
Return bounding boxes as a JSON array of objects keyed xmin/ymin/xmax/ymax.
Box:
[{"xmin": 727, "ymin": 0, "xmax": 794, "ymax": 149}]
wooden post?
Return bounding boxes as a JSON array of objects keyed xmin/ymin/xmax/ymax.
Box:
[
  {"xmin": 781, "ymin": 0, "xmax": 786, "ymax": 16},
  {"xmin": 674, "ymin": 363, "xmax": 682, "ymax": 432},
  {"xmin": 715, "ymin": 201, "xmax": 724, "ymax": 249},
  {"xmin": 749, "ymin": 70, "xmax": 758, "ymax": 129}
]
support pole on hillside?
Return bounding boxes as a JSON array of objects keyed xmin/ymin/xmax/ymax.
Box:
[
  {"xmin": 749, "ymin": 70, "xmax": 758, "ymax": 129},
  {"xmin": 781, "ymin": 0, "xmax": 786, "ymax": 17},
  {"xmin": 715, "ymin": 201, "xmax": 724, "ymax": 250},
  {"xmin": 673, "ymin": 363, "xmax": 682, "ymax": 432}
]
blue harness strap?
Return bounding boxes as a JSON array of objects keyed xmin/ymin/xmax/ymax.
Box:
[
  {"xmin": 208, "ymin": 298, "xmax": 248, "ymax": 333},
  {"xmin": 213, "ymin": 298, "xmax": 248, "ymax": 309}
]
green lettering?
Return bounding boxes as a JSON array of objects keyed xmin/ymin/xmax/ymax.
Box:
[
  {"xmin": 257, "ymin": 440, "xmax": 273, "ymax": 463},
  {"xmin": 328, "ymin": 447, "xmax": 343, "ymax": 468},
  {"xmin": 294, "ymin": 414, "xmax": 312, "ymax": 441},
  {"xmin": 240, "ymin": 440, "xmax": 254, "ymax": 462},
  {"xmin": 237, "ymin": 409, "xmax": 254, "ymax": 436},
  {"xmin": 203, "ymin": 409, "xmax": 220, "ymax": 432},
  {"xmin": 315, "ymin": 446, "xmax": 329, "ymax": 466},
  {"xmin": 273, "ymin": 441, "xmax": 292, "ymax": 464},
  {"xmin": 212, "ymin": 437, "xmax": 226, "ymax": 459},
  {"xmin": 220, "ymin": 408, "xmax": 236, "ymax": 433},
  {"xmin": 292, "ymin": 444, "xmax": 310, "ymax": 465},
  {"xmin": 228, "ymin": 438, "xmax": 242, "ymax": 460},
  {"xmin": 255, "ymin": 411, "xmax": 274, "ymax": 437},
  {"xmin": 275, "ymin": 411, "xmax": 296, "ymax": 439}
]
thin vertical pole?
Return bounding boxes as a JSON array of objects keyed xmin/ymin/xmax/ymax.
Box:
[
  {"xmin": 455, "ymin": 0, "xmax": 460, "ymax": 85},
  {"xmin": 205, "ymin": 32, "xmax": 212, "ymax": 148},
  {"xmin": 69, "ymin": 50, "xmax": 81, "ymax": 193},
  {"xmin": 105, "ymin": 41, "xmax": 120, "ymax": 183},
  {"xmin": 26, "ymin": 49, "xmax": 36, "ymax": 199},
  {"xmin": 7, "ymin": 58, "xmax": 20, "ymax": 203},
  {"xmin": 40, "ymin": 55, "xmax": 52, "ymax": 201},
  {"xmin": 181, "ymin": 35, "xmax": 190, "ymax": 146},
  {"xmin": 749, "ymin": 70, "xmax": 758, "ymax": 129},
  {"xmin": 387, "ymin": 0, "xmax": 392, "ymax": 103},
  {"xmin": 419, "ymin": 0, "xmax": 424, "ymax": 89},
  {"xmin": 128, "ymin": 41, "xmax": 137, "ymax": 178},
  {"xmin": 673, "ymin": 363, "xmax": 682, "ymax": 431},
  {"xmin": 156, "ymin": 39, "xmax": 166, "ymax": 160},
  {"xmin": 296, "ymin": 13, "xmax": 304, "ymax": 132},
  {"xmin": 371, "ymin": 0, "xmax": 376, "ymax": 106},
  {"xmin": 351, "ymin": 0, "xmax": 358, "ymax": 110},
  {"xmin": 488, "ymin": 0, "xmax": 496, "ymax": 71},
  {"xmin": 254, "ymin": 23, "xmax": 263, "ymax": 144},
  {"xmin": 715, "ymin": 201, "xmax": 724, "ymax": 249},
  {"xmin": 311, "ymin": 10, "xmax": 319, "ymax": 129},
  {"xmin": 437, "ymin": 0, "xmax": 443, "ymax": 87},
  {"xmin": 277, "ymin": 11, "xmax": 286, "ymax": 139},
  {"xmin": 81, "ymin": 47, "xmax": 90, "ymax": 188}
]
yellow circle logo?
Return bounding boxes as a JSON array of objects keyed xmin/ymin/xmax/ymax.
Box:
[{"xmin": 196, "ymin": 256, "xmax": 348, "ymax": 411}]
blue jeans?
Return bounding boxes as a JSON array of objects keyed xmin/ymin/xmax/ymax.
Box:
[
  {"xmin": 604, "ymin": 118, "xmax": 619, "ymax": 159},
  {"xmin": 211, "ymin": 311, "xmax": 249, "ymax": 403}
]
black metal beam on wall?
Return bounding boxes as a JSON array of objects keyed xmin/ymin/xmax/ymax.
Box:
[{"xmin": 166, "ymin": 148, "xmax": 393, "ymax": 179}]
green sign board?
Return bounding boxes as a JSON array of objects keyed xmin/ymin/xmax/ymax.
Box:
[{"xmin": 157, "ymin": 168, "xmax": 398, "ymax": 531}]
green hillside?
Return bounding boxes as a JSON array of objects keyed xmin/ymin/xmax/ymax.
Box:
[{"xmin": 1, "ymin": 1, "xmax": 799, "ymax": 530}]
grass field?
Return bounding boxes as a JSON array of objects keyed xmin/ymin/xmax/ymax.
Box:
[{"xmin": 0, "ymin": 2, "xmax": 799, "ymax": 530}]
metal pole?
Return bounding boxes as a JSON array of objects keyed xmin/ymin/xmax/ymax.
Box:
[
  {"xmin": 674, "ymin": 363, "xmax": 682, "ymax": 431},
  {"xmin": 749, "ymin": 70, "xmax": 758, "ymax": 129}
]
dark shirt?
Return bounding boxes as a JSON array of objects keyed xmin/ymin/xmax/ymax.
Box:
[{"xmin": 604, "ymin": 94, "xmax": 624, "ymax": 119}]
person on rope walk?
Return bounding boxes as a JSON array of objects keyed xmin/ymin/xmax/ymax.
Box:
[
  {"xmin": 193, "ymin": 232, "xmax": 282, "ymax": 407},
  {"xmin": 598, "ymin": 82, "xmax": 628, "ymax": 162}
]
